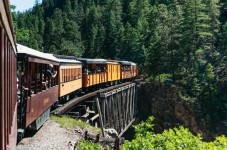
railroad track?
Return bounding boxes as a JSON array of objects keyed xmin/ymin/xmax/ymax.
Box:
[
  {"xmin": 51, "ymin": 81, "xmax": 138, "ymax": 149},
  {"xmin": 53, "ymin": 82, "xmax": 132, "ymax": 116}
]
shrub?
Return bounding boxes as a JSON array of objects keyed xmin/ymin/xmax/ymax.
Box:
[{"xmin": 123, "ymin": 116, "xmax": 227, "ymax": 149}]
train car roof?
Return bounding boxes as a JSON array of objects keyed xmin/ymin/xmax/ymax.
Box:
[
  {"xmin": 107, "ymin": 60, "xmax": 120, "ymax": 65},
  {"xmin": 128, "ymin": 61, "xmax": 137, "ymax": 66},
  {"xmin": 77, "ymin": 58, "xmax": 107, "ymax": 64},
  {"xmin": 129, "ymin": 62, "xmax": 137, "ymax": 66},
  {"xmin": 54, "ymin": 55, "xmax": 82, "ymax": 64},
  {"xmin": 17, "ymin": 44, "xmax": 59, "ymax": 62},
  {"xmin": 118, "ymin": 61, "xmax": 132, "ymax": 65}
]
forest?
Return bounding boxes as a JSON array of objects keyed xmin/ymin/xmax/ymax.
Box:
[{"xmin": 12, "ymin": 0, "xmax": 227, "ymax": 148}]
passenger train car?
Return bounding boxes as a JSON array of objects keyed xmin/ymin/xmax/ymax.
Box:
[
  {"xmin": 0, "ymin": 0, "xmax": 17, "ymax": 149},
  {"xmin": 55, "ymin": 55, "xmax": 82, "ymax": 102},
  {"xmin": 118, "ymin": 61, "xmax": 137, "ymax": 81},
  {"xmin": 77, "ymin": 58, "xmax": 108, "ymax": 91},
  {"xmin": 17, "ymin": 44, "xmax": 59, "ymax": 139}
]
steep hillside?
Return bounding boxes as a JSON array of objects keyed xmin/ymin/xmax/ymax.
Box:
[{"xmin": 138, "ymin": 82, "xmax": 227, "ymax": 141}]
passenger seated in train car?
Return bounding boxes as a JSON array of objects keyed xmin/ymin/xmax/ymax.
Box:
[
  {"xmin": 103, "ymin": 66, "xmax": 107, "ymax": 72},
  {"xmin": 96, "ymin": 66, "xmax": 101, "ymax": 72},
  {"xmin": 83, "ymin": 65, "xmax": 91, "ymax": 74}
]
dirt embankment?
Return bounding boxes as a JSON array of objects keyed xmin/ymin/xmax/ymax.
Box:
[{"xmin": 137, "ymin": 82, "xmax": 225, "ymax": 141}]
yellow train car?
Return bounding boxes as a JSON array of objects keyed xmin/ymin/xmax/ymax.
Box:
[
  {"xmin": 78, "ymin": 58, "xmax": 108, "ymax": 89},
  {"xmin": 118, "ymin": 61, "xmax": 132, "ymax": 80},
  {"xmin": 107, "ymin": 60, "xmax": 121, "ymax": 84},
  {"xmin": 56, "ymin": 55, "xmax": 82, "ymax": 101}
]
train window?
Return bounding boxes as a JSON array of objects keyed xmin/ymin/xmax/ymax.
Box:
[
  {"xmin": 67, "ymin": 69, "xmax": 69, "ymax": 81},
  {"xmin": 60, "ymin": 69, "xmax": 64, "ymax": 83},
  {"xmin": 70, "ymin": 69, "xmax": 71, "ymax": 80},
  {"xmin": 75, "ymin": 68, "xmax": 77, "ymax": 79},
  {"xmin": 27, "ymin": 62, "xmax": 42, "ymax": 94},
  {"xmin": 71, "ymin": 68, "xmax": 73, "ymax": 81},
  {"xmin": 77, "ymin": 68, "xmax": 79, "ymax": 78},
  {"xmin": 63, "ymin": 69, "xmax": 65, "ymax": 82},
  {"xmin": 64, "ymin": 69, "xmax": 66, "ymax": 82},
  {"xmin": 65, "ymin": 69, "xmax": 66, "ymax": 82},
  {"xmin": 61, "ymin": 69, "xmax": 63, "ymax": 83},
  {"xmin": 68, "ymin": 69, "xmax": 70, "ymax": 82},
  {"xmin": 62, "ymin": 69, "xmax": 65, "ymax": 83},
  {"xmin": 66, "ymin": 69, "xmax": 68, "ymax": 82},
  {"xmin": 68, "ymin": 69, "xmax": 70, "ymax": 81},
  {"xmin": 30, "ymin": 63, "xmax": 36, "ymax": 94},
  {"xmin": 69, "ymin": 68, "xmax": 71, "ymax": 81},
  {"xmin": 72, "ymin": 68, "xmax": 74, "ymax": 79},
  {"xmin": 62, "ymin": 69, "xmax": 63, "ymax": 83},
  {"xmin": 65, "ymin": 69, "xmax": 67, "ymax": 82},
  {"xmin": 79, "ymin": 68, "xmax": 81, "ymax": 78},
  {"xmin": 72, "ymin": 68, "xmax": 74, "ymax": 80}
]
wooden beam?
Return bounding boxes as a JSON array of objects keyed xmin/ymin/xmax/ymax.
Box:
[
  {"xmin": 95, "ymin": 97, "xmax": 105, "ymax": 137},
  {"xmin": 117, "ymin": 92, "xmax": 122, "ymax": 132},
  {"xmin": 118, "ymin": 118, "xmax": 135, "ymax": 138}
]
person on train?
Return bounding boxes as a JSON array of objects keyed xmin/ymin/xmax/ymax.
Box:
[
  {"xmin": 45, "ymin": 64, "xmax": 57, "ymax": 88},
  {"xmin": 83, "ymin": 65, "xmax": 90, "ymax": 74},
  {"xmin": 46, "ymin": 64, "xmax": 57, "ymax": 78}
]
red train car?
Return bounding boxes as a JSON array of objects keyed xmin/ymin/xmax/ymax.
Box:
[
  {"xmin": 17, "ymin": 44, "xmax": 59, "ymax": 139},
  {"xmin": 0, "ymin": 0, "xmax": 18, "ymax": 149}
]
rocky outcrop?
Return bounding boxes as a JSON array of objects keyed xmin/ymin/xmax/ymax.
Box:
[{"xmin": 137, "ymin": 82, "xmax": 215, "ymax": 141}]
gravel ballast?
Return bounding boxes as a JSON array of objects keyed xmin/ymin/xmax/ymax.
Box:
[{"xmin": 17, "ymin": 120, "xmax": 80, "ymax": 150}]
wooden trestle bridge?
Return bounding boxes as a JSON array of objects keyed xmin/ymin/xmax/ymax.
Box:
[{"xmin": 53, "ymin": 82, "xmax": 138, "ymax": 138}]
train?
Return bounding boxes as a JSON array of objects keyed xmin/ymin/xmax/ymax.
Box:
[
  {"xmin": 0, "ymin": 0, "xmax": 138, "ymax": 149},
  {"xmin": 16, "ymin": 44, "xmax": 138, "ymax": 140}
]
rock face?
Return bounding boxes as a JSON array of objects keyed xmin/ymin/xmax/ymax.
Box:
[{"xmin": 137, "ymin": 82, "xmax": 214, "ymax": 140}]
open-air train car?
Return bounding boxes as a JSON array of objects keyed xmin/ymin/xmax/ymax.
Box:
[
  {"xmin": 78, "ymin": 58, "xmax": 108, "ymax": 90},
  {"xmin": 118, "ymin": 61, "xmax": 137, "ymax": 81},
  {"xmin": 17, "ymin": 44, "xmax": 59, "ymax": 138}
]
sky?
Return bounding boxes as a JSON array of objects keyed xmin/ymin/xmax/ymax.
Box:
[{"xmin": 10, "ymin": 0, "xmax": 42, "ymax": 12}]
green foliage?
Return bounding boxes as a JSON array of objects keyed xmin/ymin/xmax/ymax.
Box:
[
  {"xmin": 134, "ymin": 116, "xmax": 154, "ymax": 135},
  {"xmin": 51, "ymin": 115, "xmax": 101, "ymax": 133},
  {"xmin": 12, "ymin": 0, "xmax": 227, "ymax": 128},
  {"xmin": 146, "ymin": 74, "xmax": 172, "ymax": 83},
  {"xmin": 16, "ymin": 29, "xmax": 30, "ymax": 44},
  {"xmin": 77, "ymin": 140, "xmax": 109, "ymax": 150},
  {"xmin": 123, "ymin": 116, "xmax": 227, "ymax": 149}
]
